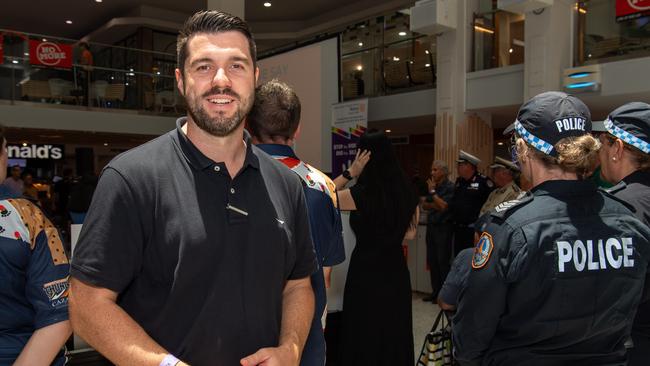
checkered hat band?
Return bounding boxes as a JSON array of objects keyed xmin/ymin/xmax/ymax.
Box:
[
  {"xmin": 605, "ymin": 118, "xmax": 650, "ymax": 154},
  {"xmin": 514, "ymin": 120, "xmax": 555, "ymax": 155}
]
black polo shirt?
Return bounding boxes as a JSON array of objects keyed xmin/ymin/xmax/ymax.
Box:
[{"xmin": 71, "ymin": 118, "xmax": 317, "ymax": 366}]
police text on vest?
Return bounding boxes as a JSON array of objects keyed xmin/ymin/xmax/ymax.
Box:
[{"xmin": 557, "ymin": 238, "xmax": 634, "ymax": 272}]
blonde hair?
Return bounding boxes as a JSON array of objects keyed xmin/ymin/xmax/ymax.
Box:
[
  {"xmin": 516, "ymin": 134, "xmax": 601, "ymax": 179},
  {"xmin": 603, "ymin": 133, "xmax": 650, "ymax": 172}
]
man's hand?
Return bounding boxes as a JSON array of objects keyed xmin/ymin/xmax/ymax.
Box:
[
  {"xmin": 240, "ymin": 343, "xmax": 299, "ymax": 366},
  {"xmin": 348, "ymin": 149, "xmax": 371, "ymax": 178},
  {"xmin": 426, "ymin": 177, "xmax": 436, "ymax": 192}
]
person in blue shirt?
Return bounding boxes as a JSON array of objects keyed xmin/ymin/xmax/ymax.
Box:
[
  {"xmin": 247, "ymin": 79, "xmax": 346, "ymax": 366},
  {"xmin": 0, "ymin": 124, "xmax": 71, "ymax": 365}
]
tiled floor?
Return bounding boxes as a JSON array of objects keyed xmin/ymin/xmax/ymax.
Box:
[{"xmin": 412, "ymin": 292, "xmax": 439, "ymax": 361}]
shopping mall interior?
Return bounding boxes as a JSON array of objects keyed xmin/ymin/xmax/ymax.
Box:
[{"xmin": 1, "ymin": 0, "xmax": 649, "ymax": 364}]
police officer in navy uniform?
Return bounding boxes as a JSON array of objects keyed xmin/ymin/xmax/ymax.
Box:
[
  {"xmin": 449, "ymin": 150, "xmax": 493, "ymax": 256},
  {"xmin": 594, "ymin": 102, "xmax": 650, "ymax": 365},
  {"xmin": 453, "ymin": 91, "xmax": 650, "ymax": 365}
]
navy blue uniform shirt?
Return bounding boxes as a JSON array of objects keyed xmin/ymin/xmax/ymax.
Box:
[{"xmin": 454, "ymin": 180, "xmax": 650, "ymax": 366}]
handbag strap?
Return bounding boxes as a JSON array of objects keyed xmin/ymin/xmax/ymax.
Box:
[{"xmin": 429, "ymin": 308, "xmax": 445, "ymax": 333}]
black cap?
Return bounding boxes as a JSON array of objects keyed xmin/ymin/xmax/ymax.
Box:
[
  {"xmin": 510, "ymin": 91, "xmax": 591, "ymax": 156},
  {"xmin": 603, "ymin": 102, "xmax": 650, "ymax": 154}
]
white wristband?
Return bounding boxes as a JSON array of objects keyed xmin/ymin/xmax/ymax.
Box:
[{"xmin": 160, "ymin": 354, "xmax": 180, "ymax": 366}]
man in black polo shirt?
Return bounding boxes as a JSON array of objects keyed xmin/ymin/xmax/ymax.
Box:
[{"xmin": 69, "ymin": 11, "xmax": 317, "ymax": 366}]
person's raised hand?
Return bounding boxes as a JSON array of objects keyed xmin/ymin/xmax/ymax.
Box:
[{"xmin": 348, "ymin": 149, "xmax": 371, "ymax": 178}]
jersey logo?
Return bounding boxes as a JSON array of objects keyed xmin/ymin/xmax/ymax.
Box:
[
  {"xmin": 0, "ymin": 205, "xmax": 11, "ymax": 217},
  {"xmin": 494, "ymin": 200, "xmax": 520, "ymax": 212},
  {"xmin": 42, "ymin": 277, "xmax": 69, "ymax": 308},
  {"xmin": 472, "ymin": 232, "xmax": 494, "ymax": 269}
]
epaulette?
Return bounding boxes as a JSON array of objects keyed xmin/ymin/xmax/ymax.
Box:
[
  {"xmin": 490, "ymin": 191, "xmax": 534, "ymax": 219},
  {"xmin": 600, "ymin": 183, "xmax": 637, "ymax": 213}
]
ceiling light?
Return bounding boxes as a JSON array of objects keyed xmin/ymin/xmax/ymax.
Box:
[
  {"xmin": 103, "ymin": 143, "xmax": 109, "ymax": 146},
  {"xmin": 42, "ymin": 38, "xmax": 48, "ymax": 42},
  {"xmin": 95, "ymin": 0, "xmax": 102, "ymax": 2},
  {"xmin": 425, "ymin": 50, "xmax": 430, "ymax": 54},
  {"xmin": 497, "ymin": 142, "xmax": 504, "ymax": 146},
  {"xmin": 508, "ymin": 48, "xmax": 513, "ymax": 53},
  {"xmin": 264, "ymin": 2, "xmax": 272, "ymax": 7},
  {"xmin": 356, "ymin": 65, "xmax": 363, "ymax": 71},
  {"xmin": 22, "ymin": 142, "xmax": 28, "ymax": 147},
  {"xmin": 385, "ymin": 129, "xmax": 392, "ymax": 133},
  {"xmin": 425, "ymin": 63, "xmax": 430, "ymax": 67},
  {"xmin": 358, "ymin": 42, "xmax": 363, "ymax": 47},
  {"xmin": 393, "ymin": 56, "xmax": 400, "ymax": 61},
  {"xmin": 398, "ymin": 31, "xmax": 407, "ymax": 36},
  {"xmin": 23, "ymin": 53, "xmax": 29, "ymax": 56},
  {"xmin": 66, "ymin": 20, "xmax": 73, "ymax": 24},
  {"xmin": 12, "ymin": 60, "xmax": 18, "ymax": 64}
]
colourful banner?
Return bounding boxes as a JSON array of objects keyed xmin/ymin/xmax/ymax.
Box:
[
  {"xmin": 331, "ymin": 99, "xmax": 368, "ymax": 177},
  {"xmin": 29, "ymin": 40, "xmax": 72, "ymax": 69},
  {"xmin": 616, "ymin": 0, "xmax": 650, "ymax": 21}
]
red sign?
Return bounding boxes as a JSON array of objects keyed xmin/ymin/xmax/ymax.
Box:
[
  {"xmin": 616, "ymin": 0, "xmax": 650, "ymax": 21},
  {"xmin": 29, "ymin": 40, "xmax": 72, "ymax": 69}
]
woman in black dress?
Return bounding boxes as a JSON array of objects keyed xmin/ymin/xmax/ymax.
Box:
[{"xmin": 337, "ymin": 130, "xmax": 419, "ymax": 365}]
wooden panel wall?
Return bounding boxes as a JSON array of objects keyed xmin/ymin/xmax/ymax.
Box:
[{"xmin": 435, "ymin": 113, "xmax": 494, "ymax": 178}]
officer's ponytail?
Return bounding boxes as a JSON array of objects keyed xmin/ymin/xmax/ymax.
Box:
[
  {"xmin": 518, "ymin": 134, "xmax": 600, "ymax": 179},
  {"xmin": 554, "ymin": 134, "xmax": 601, "ymax": 178}
]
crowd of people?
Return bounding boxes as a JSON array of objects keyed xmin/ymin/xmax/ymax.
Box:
[{"xmin": 1, "ymin": 8, "xmax": 650, "ymax": 366}]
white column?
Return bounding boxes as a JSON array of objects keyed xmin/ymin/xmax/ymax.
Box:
[
  {"xmin": 523, "ymin": 0, "xmax": 574, "ymax": 99},
  {"xmin": 207, "ymin": 0, "xmax": 245, "ymax": 19}
]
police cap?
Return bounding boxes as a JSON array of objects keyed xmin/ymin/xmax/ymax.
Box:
[
  {"xmin": 489, "ymin": 156, "xmax": 519, "ymax": 172},
  {"xmin": 598, "ymin": 102, "xmax": 650, "ymax": 155},
  {"xmin": 505, "ymin": 91, "xmax": 591, "ymax": 157},
  {"xmin": 457, "ymin": 150, "xmax": 481, "ymax": 166}
]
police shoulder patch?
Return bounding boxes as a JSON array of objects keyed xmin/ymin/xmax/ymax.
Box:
[{"xmin": 472, "ymin": 232, "xmax": 494, "ymax": 269}]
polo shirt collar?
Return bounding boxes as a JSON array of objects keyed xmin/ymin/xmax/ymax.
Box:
[
  {"xmin": 256, "ymin": 144, "xmax": 298, "ymax": 159},
  {"xmin": 173, "ymin": 117, "xmax": 260, "ymax": 171}
]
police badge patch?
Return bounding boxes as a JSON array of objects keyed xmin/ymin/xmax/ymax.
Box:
[
  {"xmin": 472, "ymin": 232, "xmax": 494, "ymax": 269},
  {"xmin": 42, "ymin": 277, "xmax": 69, "ymax": 308}
]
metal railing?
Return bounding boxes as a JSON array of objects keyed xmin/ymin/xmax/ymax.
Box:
[{"xmin": 0, "ymin": 28, "xmax": 183, "ymax": 115}]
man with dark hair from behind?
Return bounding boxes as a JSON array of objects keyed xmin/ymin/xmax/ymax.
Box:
[
  {"xmin": 248, "ymin": 79, "xmax": 346, "ymax": 366},
  {"xmin": 69, "ymin": 11, "xmax": 317, "ymax": 366}
]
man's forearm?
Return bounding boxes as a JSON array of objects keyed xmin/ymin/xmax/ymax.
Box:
[
  {"xmin": 69, "ymin": 278, "xmax": 178, "ymax": 366},
  {"xmin": 279, "ymin": 278, "xmax": 314, "ymax": 361},
  {"xmin": 14, "ymin": 321, "xmax": 71, "ymax": 366}
]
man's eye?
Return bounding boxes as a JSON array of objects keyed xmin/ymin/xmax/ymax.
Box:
[{"xmin": 197, "ymin": 65, "xmax": 211, "ymax": 72}]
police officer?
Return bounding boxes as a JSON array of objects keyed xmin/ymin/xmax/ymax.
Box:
[
  {"xmin": 479, "ymin": 157, "xmax": 522, "ymax": 215},
  {"xmin": 453, "ymin": 91, "xmax": 650, "ymax": 365},
  {"xmin": 594, "ymin": 102, "xmax": 650, "ymax": 365},
  {"xmin": 450, "ymin": 150, "xmax": 493, "ymax": 256}
]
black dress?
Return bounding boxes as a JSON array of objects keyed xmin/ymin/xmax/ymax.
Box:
[{"xmin": 340, "ymin": 184, "xmax": 414, "ymax": 365}]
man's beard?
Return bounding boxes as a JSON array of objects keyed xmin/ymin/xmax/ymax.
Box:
[{"xmin": 185, "ymin": 86, "xmax": 251, "ymax": 137}]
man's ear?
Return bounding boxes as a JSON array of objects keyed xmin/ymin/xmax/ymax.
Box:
[
  {"xmin": 175, "ymin": 68, "xmax": 185, "ymax": 96},
  {"xmin": 293, "ymin": 123, "xmax": 302, "ymax": 141},
  {"xmin": 254, "ymin": 66, "xmax": 260, "ymax": 86}
]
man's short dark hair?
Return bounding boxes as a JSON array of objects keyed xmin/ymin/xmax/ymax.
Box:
[
  {"xmin": 247, "ymin": 80, "xmax": 301, "ymax": 141},
  {"xmin": 177, "ymin": 10, "xmax": 257, "ymax": 75}
]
